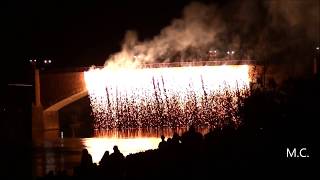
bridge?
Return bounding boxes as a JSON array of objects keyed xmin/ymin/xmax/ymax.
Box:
[
  {"xmin": 32, "ymin": 67, "xmax": 89, "ymax": 138},
  {"xmin": 32, "ymin": 60, "xmax": 262, "ymax": 138}
]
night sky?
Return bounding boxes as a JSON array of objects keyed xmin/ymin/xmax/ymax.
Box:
[
  {"xmin": 3, "ymin": 0, "xmax": 228, "ymax": 67},
  {"xmin": 2, "ymin": 0, "xmax": 319, "ymax": 84},
  {"xmin": 2, "ymin": 0, "xmax": 226, "ymax": 83}
]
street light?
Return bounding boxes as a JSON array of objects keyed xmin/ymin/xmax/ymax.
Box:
[
  {"xmin": 29, "ymin": 59, "xmax": 37, "ymax": 67},
  {"xmin": 28, "ymin": 58, "xmax": 53, "ymax": 107},
  {"xmin": 29, "ymin": 58, "xmax": 53, "ymax": 68},
  {"xmin": 44, "ymin": 59, "xmax": 52, "ymax": 64},
  {"xmin": 227, "ymin": 50, "xmax": 235, "ymax": 60},
  {"xmin": 314, "ymin": 46, "xmax": 319, "ymax": 75},
  {"xmin": 208, "ymin": 49, "xmax": 218, "ymax": 60}
]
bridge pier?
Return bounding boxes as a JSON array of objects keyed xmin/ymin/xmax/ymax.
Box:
[
  {"xmin": 32, "ymin": 108, "xmax": 61, "ymax": 141},
  {"xmin": 43, "ymin": 111, "xmax": 60, "ymax": 131},
  {"xmin": 32, "ymin": 68, "xmax": 61, "ymax": 140},
  {"xmin": 32, "ymin": 68, "xmax": 88, "ymax": 140}
]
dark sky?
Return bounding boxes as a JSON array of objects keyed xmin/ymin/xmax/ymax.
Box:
[
  {"xmin": 3, "ymin": 0, "xmax": 228, "ymax": 69},
  {"xmin": 1, "ymin": 0, "xmax": 213, "ymax": 83},
  {"xmin": 2, "ymin": 0, "xmax": 318, "ymax": 84}
]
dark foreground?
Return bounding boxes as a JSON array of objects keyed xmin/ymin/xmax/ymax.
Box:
[{"xmin": 36, "ymin": 76, "xmax": 318, "ymax": 179}]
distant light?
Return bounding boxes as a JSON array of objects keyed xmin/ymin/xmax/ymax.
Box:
[
  {"xmin": 44, "ymin": 60, "xmax": 47, "ymax": 64},
  {"xmin": 227, "ymin": 51, "xmax": 230, "ymax": 54},
  {"xmin": 316, "ymin": 47, "xmax": 319, "ymax": 50},
  {"xmin": 34, "ymin": 59, "xmax": 37, "ymax": 62},
  {"xmin": 214, "ymin": 50, "xmax": 217, "ymax": 53},
  {"xmin": 48, "ymin": 60, "xmax": 52, "ymax": 63},
  {"xmin": 8, "ymin": 84, "xmax": 32, "ymax": 87},
  {"xmin": 231, "ymin": 51, "xmax": 235, "ymax": 54},
  {"xmin": 29, "ymin": 60, "xmax": 33, "ymax": 63}
]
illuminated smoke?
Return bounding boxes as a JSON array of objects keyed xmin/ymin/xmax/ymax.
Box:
[{"xmin": 105, "ymin": 2, "xmax": 224, "ymax": 68}]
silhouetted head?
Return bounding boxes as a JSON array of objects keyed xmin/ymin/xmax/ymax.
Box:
[
  {"xmin": 81, "ymin": 149, "xmax": 89, "ymax": 157},
  {"xmin": 113, "ymin": 145, "xmax": 119, "ymax": 153},
  {"xmin": 161, "ymin": 135, "xmax": 165, "ymax": 141},
  {"xmin": 103, "ymin": 150, "xmax": 109, "ymax": 157}
]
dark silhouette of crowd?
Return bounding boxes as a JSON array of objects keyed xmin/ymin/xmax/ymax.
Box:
[{"xmin": 37, "ymin": 75, "xmax": 318, "ymax": 179}]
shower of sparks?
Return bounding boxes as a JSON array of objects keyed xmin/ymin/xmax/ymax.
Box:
[{"xmin": 84, "ymin": 65, "xmax": 252, "ymax": 129}]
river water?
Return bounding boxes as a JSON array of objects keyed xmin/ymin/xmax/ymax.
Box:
[{"xmin": 32, "ymin": 128, "xmax": 209, "ymax": 177}]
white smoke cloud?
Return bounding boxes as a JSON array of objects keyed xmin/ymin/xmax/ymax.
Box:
[
  {"xmin": 103, "ymin": 0, "xmax": 319, "ymax": 70},
  {"xmin": 104, "ymin": 2, "xmax": 224, "ymax": 68},
  {"xmin": 266, "ymin": 0, "xmax": 319, "ymax": 41}
]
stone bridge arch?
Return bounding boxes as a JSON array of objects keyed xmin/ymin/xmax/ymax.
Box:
[{"xmin": 32, "ymin": 67, "xmax": 90, "ymax": 134}]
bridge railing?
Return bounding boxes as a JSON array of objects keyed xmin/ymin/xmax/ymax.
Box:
[
  {"xmin": 141, "ymin": 60, "xmax": 258, "ymax": 68},
  {"xmin": 54, "ymin": 60, "xmax": 258, "ymax": 71},
  {"xmin": 41, "ymin": 60, "xmax": 258, "ymax": 73}
]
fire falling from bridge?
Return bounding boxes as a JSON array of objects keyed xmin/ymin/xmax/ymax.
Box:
[{"xmin": 84, "ymin": 63, "xmax": 253, "ymax": 130}]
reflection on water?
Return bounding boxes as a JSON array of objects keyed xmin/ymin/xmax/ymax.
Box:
[
  {"xmin": 33, "ymin": 137, "xmax": 85, "ymax": 177},
  {"xmin": 83, "ymin": 128, "xmax": 201, "ymax": 163},
  {"xmin": 33, "ymin": 128, "xmax": 209, "ymax": 177},
  {"xmin": 83, "ymin": 138, "xmax": 160, "ymax": 163}
]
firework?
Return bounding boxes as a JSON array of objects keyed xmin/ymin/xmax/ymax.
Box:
[{"xmin": 84, "ymin": 64, "xmax": 252, "ymax": 129}]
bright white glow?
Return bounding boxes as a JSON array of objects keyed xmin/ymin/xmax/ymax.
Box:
[
  {"xmin": 82, "ymin": 137, "xmax": 160, "ymax": 163},
  {"xmin": 82, "ymin": 127, "xmax": 210, "ymax": 163},
  {"xmin": 84, "ymin": 65, "xmax": 251, "ymax": 129}
]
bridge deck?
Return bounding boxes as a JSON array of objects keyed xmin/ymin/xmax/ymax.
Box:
[
  {"xmin": 141, "ymin": 60, "xmax": 257, "ymax": 68},
  {"xmin": 42, "ymin": 60, "xmax": 258, "ymax": 73}
]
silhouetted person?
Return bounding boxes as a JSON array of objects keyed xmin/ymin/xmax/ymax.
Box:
[
  {"xmin": 109, "ymin": 146, "xmax": 124, "ymax": 161},
  {"xmin": 74, "ymin": 149, "xmax": 93, "ymax": 177},
  {"xmin": 99, "ymin": 150, "xmax": 109, "ymax": 167},
  {"xmin": 108, "ymin": 146, "xmax": 125, "ymax": 178},
  {"xmin": 181, "ymin": 125, "xmax": 202, "ymax": 142},
  {"xmin": 172, "ymin": 132, "xmax": 180, "ymax": 145},
  {"xmin": 97, "ymin": 150, "xmax": 110, "ymax": 178},
  {"xmin": 80, "ymin": 149, "xmax": 93, "ymax": 168},
  {"xmin": 158, "ymin": 135, "xmax": 167, "ymax": 150},
  {"xmin": 181, "ymin": 125, "xmax": 203, "ymax": 152}
]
